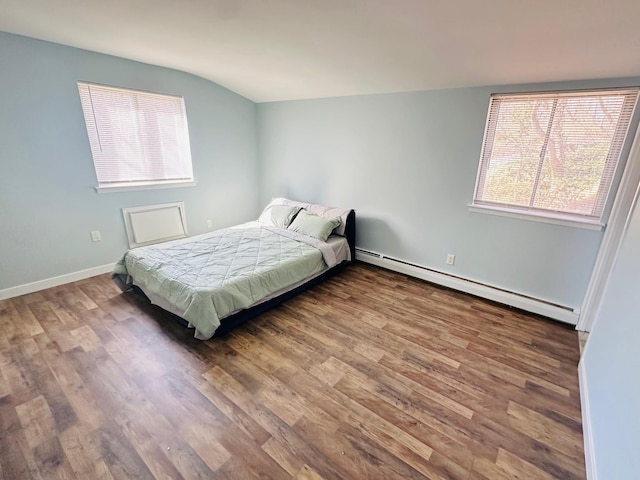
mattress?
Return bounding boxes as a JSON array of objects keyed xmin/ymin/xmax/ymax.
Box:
[{"xmin": 113, "ymin": 222, "xmax": 349, "ymax": 339}]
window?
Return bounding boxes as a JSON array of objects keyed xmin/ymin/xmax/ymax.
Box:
[
  {"xmin": 472, "ymin": 89, "xmax": 638, "ymax": 226},
  {"xmin": 77, "ymin": 82, "xmax": 194, "ymax": 191}
]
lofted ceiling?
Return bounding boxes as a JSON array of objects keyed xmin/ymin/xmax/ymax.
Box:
[{"xmin": 1, "ymin": 0, "xmax": 640, "ymax": 103}]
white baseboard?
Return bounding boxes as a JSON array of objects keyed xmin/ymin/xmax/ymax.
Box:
[
  {"xmin": 0, "ymin": 263, "xmax": 116, "ymax": 301},
  {"xmin": 578, "ymin": 360, "xmax": 597, "ymax": 480},
  {"xmin": 355, "ymin": 249, "xmax": 579, "ymax": 325}
]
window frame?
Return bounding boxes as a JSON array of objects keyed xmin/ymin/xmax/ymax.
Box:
[
  {"xmin": 469, "ymin": 88, "xmax": 639, "ymax": 230},
  {"xmin": 77, "ymin": 82, "xmax": 196, "ymax": 193}
]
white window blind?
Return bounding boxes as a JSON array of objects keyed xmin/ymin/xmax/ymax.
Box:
[
  {"xmin": 77, "ymin": 82, "xmax": 194, "ymax": 189},
  {"xmin": 474, "ymin": 89, "xmax": 638, "ymax": 222}
]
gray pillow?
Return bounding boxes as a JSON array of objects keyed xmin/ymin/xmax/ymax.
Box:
[
  {"xmin": 258, "ymin": 204, "xmax": 301, "ymax": 228},
  {"xmin": 287, "ymin": 210, "xmax": 341, "ymax": 242}
]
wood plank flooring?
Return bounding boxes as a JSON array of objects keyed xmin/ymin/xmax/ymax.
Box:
[{"xmin": 0, "ymin": 263, "xmax": 585, "ymax": 479}]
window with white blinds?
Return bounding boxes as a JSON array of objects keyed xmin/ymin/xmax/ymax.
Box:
[
  {"xmin": 473, "ymin": 89, "xmax": 638, "ymax": 224},
  {"xmin": 77, "ymin": 82, "xmax": 194, "ymax": 190}
]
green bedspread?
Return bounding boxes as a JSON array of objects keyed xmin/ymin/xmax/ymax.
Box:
[{"xmin": 113, "ymin": 224, "xmax": 330, "ymax": 339}]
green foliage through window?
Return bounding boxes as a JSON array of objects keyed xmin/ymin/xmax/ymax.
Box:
[{"xmin": 474, "ymin": 89, "xmax": 638, "ymax": 220}]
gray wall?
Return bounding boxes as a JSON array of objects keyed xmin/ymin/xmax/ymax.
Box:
[
  {"xmin": 257, "ymin": 79, "xmax": 640, "ymax": 309},
  {"xmin": 0, "ymin": 32, "xmax": 259, "ymax": 290},
  {"xmin": 581, "ymin": 188, "xmax": 640, "ymax": 479}
]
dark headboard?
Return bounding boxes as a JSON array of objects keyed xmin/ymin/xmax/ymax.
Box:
[{"xmin": 344, "ymin": 209, "xmax": 356, "ymax": 261}]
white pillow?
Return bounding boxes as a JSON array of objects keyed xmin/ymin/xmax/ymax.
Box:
[
  {"xmin": 269, "ymin": 198, "xmax": 350, "ymax": 236},
  {"xmin": 258, "ymin": 203, "xmax": 302, "ymax": 228}
]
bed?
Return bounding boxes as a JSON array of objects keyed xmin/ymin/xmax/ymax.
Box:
[{"xmin": 113, "ymin": 198, "xmax": 355, "ymax": 339}]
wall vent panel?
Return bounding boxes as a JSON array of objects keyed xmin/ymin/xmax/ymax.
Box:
[{"xmin": 122, "ymin": 202, "xmax": 187, "ymax": 248}]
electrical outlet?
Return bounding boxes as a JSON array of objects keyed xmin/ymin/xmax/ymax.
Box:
[
  {"xmin": 446, "ymin": 254, "xmax": 455, "ymax": 265},
  {"xmin": 206, "ymin": 219, "xmax": 213, "ymax": 229},
  {"xmin": 90, "ymin": 230, "xmax": 101, "ymax": 242}
]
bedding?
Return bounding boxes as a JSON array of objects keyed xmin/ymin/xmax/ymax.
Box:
[
  {"xmin": 287, "ymin": 210, "xmax": 341, "ymax": 241},
  {"xmin": 265, "ymin": 197, "xmax": 353, "ymax": 237},
  {"xmin": 258, "ymin": 204, "xmax": 302, "ymax": 228},
  {"xmin": 269, "ymin": 197, "xmax": 352, "ymax": 236},
  {"xmin": 113, "ymin": 218, "xmax": 351, "ymax": 340}
]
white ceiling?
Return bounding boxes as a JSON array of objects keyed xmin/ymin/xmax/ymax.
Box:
[{"xmin": 1, "ymin": 0, "xmax": 640, "ymax": 103}]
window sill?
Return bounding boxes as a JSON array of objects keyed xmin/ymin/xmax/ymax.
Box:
[
  {"xmin": 95, "ymin": 180, "xmax": 197, "ymax": 193},
  {"xmin": 468, "ymin": 204, "xmax": 605, "ymax": 231}
]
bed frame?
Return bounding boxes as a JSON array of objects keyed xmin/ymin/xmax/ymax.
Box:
[
  {"xmin": 214, "ymin": 209, "xmax": 356, "ymax": 336},
  {"xmin": 135, "ymin": 209, "xmax": 356, "ymax": 337}
]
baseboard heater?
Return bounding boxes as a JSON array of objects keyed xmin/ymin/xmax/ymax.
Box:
[{"xmin": 355, "ymin": 248, "xmax": 579, "ymax": 325}]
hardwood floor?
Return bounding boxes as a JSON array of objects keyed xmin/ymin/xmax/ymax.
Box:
[{"xmin": 0, "ymin": 263, "xmax": 585, "ymax": 479}]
